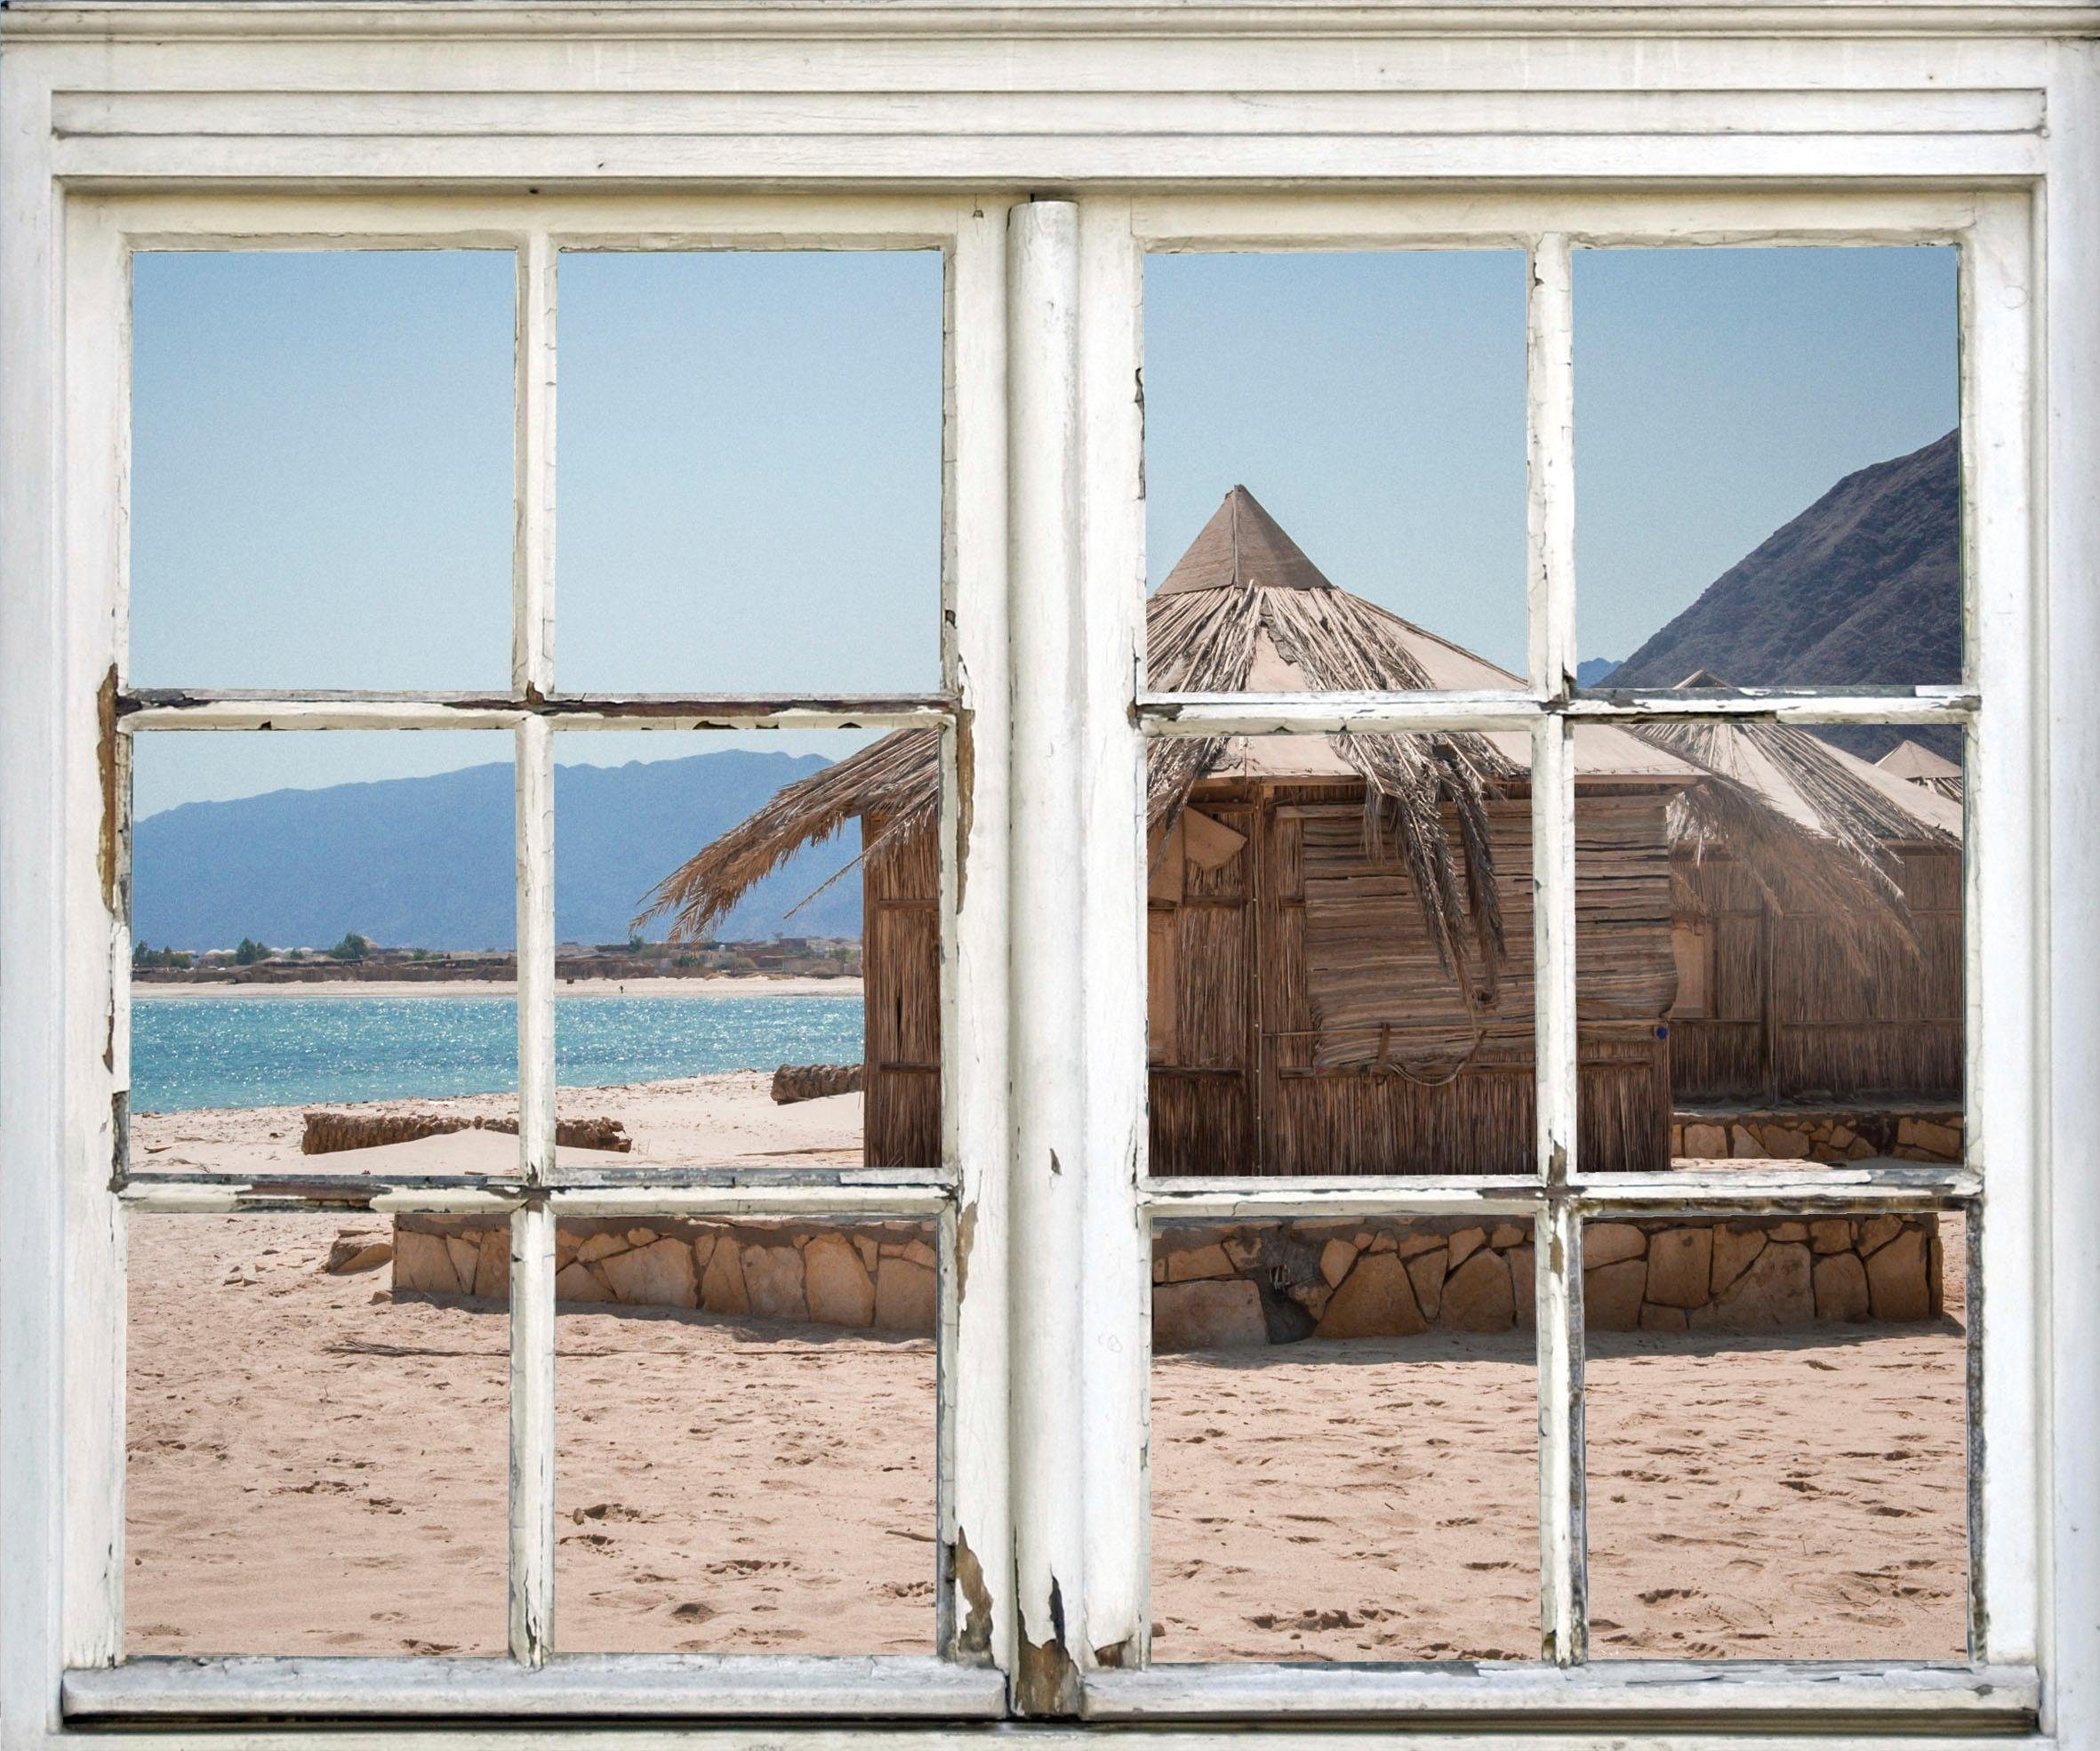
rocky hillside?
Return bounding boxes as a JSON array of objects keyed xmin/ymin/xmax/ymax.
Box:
[{"xmin": 1606, "ymin": 430, "xmax": 1960, "ymax": 759}]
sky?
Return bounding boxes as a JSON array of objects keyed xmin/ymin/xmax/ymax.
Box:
[{"xmin": 130, "ymin": 242, "xmax": 1956, "ymax": 817}]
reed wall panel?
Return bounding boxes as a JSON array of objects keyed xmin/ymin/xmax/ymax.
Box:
[
  {"xmin": 1671, "ymin": 846, "xmax": 1962, "ymax": 1106},
  {"xmin": 1150, "ymin": 1071, "xmax": 1250, "ymax": 1174},
  {"xmin": 862, "ymin": 826, "xmax": 942, "ymax": 1169}
]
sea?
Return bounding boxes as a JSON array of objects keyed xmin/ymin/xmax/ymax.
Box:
[{"xmin": 130, "ymin": 992, "xmax": 866, "ymax": 1114}]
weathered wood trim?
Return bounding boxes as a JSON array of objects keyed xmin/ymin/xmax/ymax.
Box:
[
  {"xmin": 1138, "ymin": 687, "xmax": 1977, "ymax": 737},
  {"xmin": 115, "ymin": 1168, "xmax": 958, "ymax": 1217},
  {"xmin": 1076, "ymin": 196, "xmax": 1150, "ymax": 1676},
  {"xmin": 2044, "ymin": 42, "xmax": 2100, "ymax": 1749},
  {"xmin": 1078, "ymin": 1659, "xmax": 2040, "ymax": 1729},
  {"xmin": 61, "ymin": 1655, "xmax": 1010, "ymax": 1722},
  {"xmin": 1006, "ymin": 197, "xmax": 1086, "ymax": 1718},
  {"xmin": 6, "ymin": 2, "xmax": 2099, "ymax": 39},
  {"xmin": 116, "ymin": 691, "xmax": 955, "ymax": 732},
  {"xmin": 507, "ymin": 1203, "xmax": 557, "ymax": 1667},
  {"xmin": 1964, "ymin": 189, "xmax": 2044, "ymax": 1667}
]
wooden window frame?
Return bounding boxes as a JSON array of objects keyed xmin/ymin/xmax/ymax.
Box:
[{"xmin": 2, "ymin": 6, "xmax": 2096, "ymax": 1747}]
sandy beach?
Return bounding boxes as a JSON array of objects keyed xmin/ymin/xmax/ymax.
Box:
[
  {"xmin": 126, "ymin": 1079, "xmax": 1968, "ymax": 1664},
  {"xmin": 130, "ymin": 1071, "xmax": 870, "ymax": 1177}
]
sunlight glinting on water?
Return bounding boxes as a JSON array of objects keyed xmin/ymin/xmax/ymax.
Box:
[{"xmin": 129, "ymin": 994, "xmax": 866, "ymax": 1113}]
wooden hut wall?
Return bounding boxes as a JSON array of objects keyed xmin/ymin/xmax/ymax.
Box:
[
  {"xmin": 861, "ymin": 815, "xmax": 942, "ymax": 1169},
  {"xmin": 1668, "ymin": 847, "xmax": 1962, "ymax": 1105},
  {"xmin": 1149, "ymin": 783, "xmax": 1677, "ymax": 1177}
]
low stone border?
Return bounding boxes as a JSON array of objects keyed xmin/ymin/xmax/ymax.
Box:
[
  {"xmin": 394, "ymin": 1214, "xmax": 937, "ymax": 1331},
  {"xmin": 389, "ymin": 1209, "xmax": 1944, "ymax": 1349},
  {"xmin": 1671, "ymin": 1108, "xmax": 1962, "ymax": 1164},
  {"xmin": 1150, "ymin": 1212, "xmax": 1944, "ymax": 1348}
]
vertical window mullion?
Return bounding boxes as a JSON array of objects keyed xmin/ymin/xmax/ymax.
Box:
[
  {"xmin": 1005, "ymin": 197, "xmax": 1087, "ymax": 1716},
  {"xmin": 1527, "ymin": 230, "xmax": 1587, "ymax": 1666},
  {"xmin": 507, "ymin": 229, "xmax": 558, "ymax": 1668},
  {"xmin": 1962, "ymin": 193, "xmax": 2041, "ymax": 1667},
  {"xmin": 938, "ymin": 203, "xmax": 1017, "ymax": 1676},
  {"xmin": 1075, "ymin": 197, "xmax": 1150, "ymax": 1675}
]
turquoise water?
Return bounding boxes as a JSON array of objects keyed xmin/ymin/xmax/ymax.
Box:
[{"xmin": 131, "ymin": 992, "xmax": 866, "ymax": 1114}]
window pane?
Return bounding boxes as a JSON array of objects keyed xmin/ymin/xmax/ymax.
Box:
[
  {"xmin": 127, "ymin": 1213, "xmax": 507, "ymax": 1655},
  {"xmin": 554, "ymin": 727, "xmax": 929, "ymax": 1174},
  {"xmin": 1146, "ymin": 733, "xmax": 1531, "ymax": 1177},
  {"xmin": 1575, "ymin": 245, "xmax": 1961, "ymax": 711},
  {"xmin": 1143, "ymin": 251, "xmax": 1528, "ymax": 689},
  {"xmin": 1583, "ymin": 1212, "xmax": 1968, "ymax": 1658},
  {"xmin": 549, "ymin": 1216, "xmax": 938, "ymax": 1652},
  {"xmin": 130, "ymin": 251, "xmax": 516, "ymax": 692},
  {"xmin": 1571, "ymin": 726, "xmax": 1966, "ymax": 1170},
  {"xmin": 128, "ymin": 731, "xmax": 519, "ymax": 1175},
  {"xmin": 557, "ymin": 250, "xmax": 942, "ymax": 695},
  {"xmin": 1151, "ymin": 1215, "xmax": 1539, "ymax": 1659}
]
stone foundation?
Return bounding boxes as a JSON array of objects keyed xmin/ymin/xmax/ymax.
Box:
[
  {"xmin": 393, "ymin": 1214, "xmax": 938, "ymax": 1331},
  {"xmin": 1671, "ymin": 1107, "xmax": 1963, "ymax": 1164},
  {"xmin": 1151, "ymin": 1211, "xmax": 1944, "ymax": 1347},
  {"xmin": 391, "ymin": 1209, "xmax": 1945, "ymax": 1348}
]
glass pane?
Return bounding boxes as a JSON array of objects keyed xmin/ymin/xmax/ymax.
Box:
[
  {"xmin": 550, "ymin": 727, "xmax": 927, "ymax": 1173},
  {"xmin": 1143, "ymin": 251, "xmax": 1528, "ymax": 689},
  {"xmin": 130, "ymin": 250, "xmax": 515, "ymax": 691},
  {"xmin": 1146, "ymin": 733, "xmax": 1532, "ymax": 1177},
  {"xmin": 550, "ymin": 1216, "xmax": 938, "ymax": 1652},
  {"xmin": 128, "ymin": 731, "xmax": 520, "ymax": 1176},
  {"xmin": 557, "ymin": 250, "xmax": 942, "ymax": 695},
  {"xmin": 1570, "ymin": 726, "xmax": 1966, "ymax": 1170},
  {"xmin": 1584, "ymin": 1211, "xmax": 1968, "ymax": 1658},
  {"xmin": 1575, "ymin": 245, "xmax": 1960, "ymax": 711},
  {"xmin": 127, "ymin": 1213, "xmax": 507, "ymax": 1655},
  {"xmin": 1150, "ymin": 1216, "xmax": 1539, "ymax": 1659}
]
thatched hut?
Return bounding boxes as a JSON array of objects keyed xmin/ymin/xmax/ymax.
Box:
[
  {"xmin": 645, "ymin": 488, "xmax": 1698, "ymax": 1174},
  {"xmin": 641, "ymin": 489, "xmax": 1964, "ymax": 1172},
  {"xmin": 1646, "ymin": 698, "xmax": 1963, "ymax": 1110}
]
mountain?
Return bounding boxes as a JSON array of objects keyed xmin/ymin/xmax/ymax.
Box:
[
  {"xmin": 1606, "ymin": 430, "xmax": 1960, "ymax": 759},
  {"xmin": 1575, "ymin": 657, "xmax": 1620, "ymax": 688},
  {"xmin": 132, "ymin": 750, "xmax": 862, "ymax": 953}
]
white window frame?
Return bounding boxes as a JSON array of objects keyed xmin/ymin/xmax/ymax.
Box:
[{"xmin": 2, "ymin": 6, "xmax": 2095, "ymax": 1748}]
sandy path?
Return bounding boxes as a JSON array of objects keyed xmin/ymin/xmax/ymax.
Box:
[{"xmin": 127, "ymin": 1208, "xmax": 1968, "ymax": 1663}]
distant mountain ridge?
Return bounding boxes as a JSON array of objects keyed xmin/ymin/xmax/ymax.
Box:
[
  {"xmin": 132, "ymin": 751, "xmax": 861, "ymax": 953},
  {"xmin": 1606, "ymin": 430, "xmax": 1960, "ymax": 759}
]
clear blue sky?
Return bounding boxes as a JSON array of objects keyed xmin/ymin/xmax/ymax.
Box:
[{"xmin": 131, "ymin": 243, "xmax": 1956, "ymax": 815}]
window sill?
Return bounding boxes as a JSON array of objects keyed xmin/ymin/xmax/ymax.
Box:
[
  {"xmin": 1079, "ymin": 1659, "xmax": 2039, "ymax": 1733},
  {"xmin": 62, "ymin": 1654, "xmax": 1007, "ymax": 1723}
]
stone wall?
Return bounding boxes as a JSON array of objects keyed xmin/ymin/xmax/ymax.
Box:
[
  {"xmin": 1671, "ymin": 1108, "xmax": 1962, "ymax": 1164},
  {"xmin": 1151, "ymin": 1212, "xmax": 1944, "ymax": 1349},
  {"xmin": 393, "ymin": 1215, "xmax": 937, "ymax": 1331},
  {"xmin": 391, "ymin": 1209, "xmax": 1944, "ymax": 1350}
]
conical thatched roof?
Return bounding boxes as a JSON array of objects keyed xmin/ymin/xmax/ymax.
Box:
[{"xmin": 1878, "ymin": 737, "xmax": 1965, "ymax": 801}]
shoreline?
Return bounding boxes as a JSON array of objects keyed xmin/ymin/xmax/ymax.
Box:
[{"xmin": 132, "ymin": 975, "xmax": 863, "ymax": 1000}]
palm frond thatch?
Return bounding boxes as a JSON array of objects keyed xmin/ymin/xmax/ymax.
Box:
[
  {"xmin": 634, "ymin": 727, "xmax": 940, "ymax": 944},
  {"xmin": 1631, "ymin": 716, "xmax": 1958, "ymax": 965},
  {"xmin": 638, "ymin": 584, "xmax": 1517, "ymax": 977}
]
